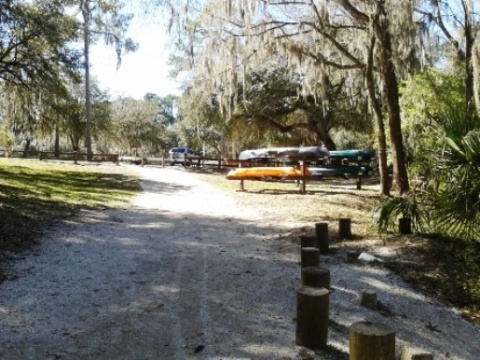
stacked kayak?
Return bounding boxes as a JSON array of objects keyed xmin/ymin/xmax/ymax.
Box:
[
  {"xmin": 238, "ymin": 146, "xmax": 329, "ymax": 162},
  {"xmin": 309, "ymin": 166, "xmax": 373, "ymax": 177},
  {"xmin": 226, "ymin": 167, "xmax": 312, "ymax": 180},
  {"xmin": 329, "ymin": 150, "xmax": 376, "ymax": 162}
]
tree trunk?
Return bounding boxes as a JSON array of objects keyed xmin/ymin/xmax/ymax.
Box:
[
  {"xmin": 375, "ymin": 1, "xmax": 409, "ymax": 195},
  {"xmin": 463, "ymin": 2, "xmax": 475, "ymax": 121},
  {"xmin": 23, "ymin": 138, "xmax": 31, "ymax": 157},
  {"xmin": 365, "ymin": 35, "xmax": 390, "ymax": 196},
  {"xmin": 83, "ymin": 4, "xmax": 93, "ymax": 161},
  {"xmin": 54, "ymin": 122, "xmax": 60, "ymax": 158}
]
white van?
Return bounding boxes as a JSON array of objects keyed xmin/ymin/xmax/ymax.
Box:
[{"xmin": 167, "ymin": 147, "xmax": 201, "ymax": 165}]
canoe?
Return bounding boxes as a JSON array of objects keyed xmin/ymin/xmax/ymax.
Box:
[
  {"xmin": 238, "ymin": 146, "xmax": 329, "ymax": 162},
  {"xmin": 226, "ymin": 167, "xmax": 312, "ymax": 180},
  {"xmin": 309, "ymin": 166, "xmax": 374, "ymax": 177},
  {"xmin": 329, "ymin": 150, "xmax": 376, "ymax": 162}
]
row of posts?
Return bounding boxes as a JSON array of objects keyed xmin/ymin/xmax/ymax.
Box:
[{"xmin": 295, "ymin": 219, "xmax": 430, "ymax": 359}]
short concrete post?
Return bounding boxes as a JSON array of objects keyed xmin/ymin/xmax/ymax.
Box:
[
  {"xmin": 299, "ymin": 235, "xmax": 317, "ymax": 248},
  {"xmin": 301, "ymin": 247, "xmax": 319, "ymax": 268},
  {"xmin": 315, "ymin": 222, "xmax": 329, "ymax": 255},
  {"xmin": 349, "ymin": 321, "xmax": 395, "ymax": 360},
  {"xmin": 339, "ymin": 218, "xmax": 352, "ymax": 239},
  {"xmin": 296, "ymin": 287, "xmax": 329, "ymax": 350},
  {"xmin": 301, "ymin": 266, "xmax": 330, "ymax": 289}
]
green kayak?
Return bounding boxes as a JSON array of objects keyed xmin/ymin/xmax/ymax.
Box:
[{"xmin": 309, "ymin": 166, "xmax": 374, "ymax": 177}]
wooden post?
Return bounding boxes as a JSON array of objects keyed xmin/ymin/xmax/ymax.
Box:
[
  {"xmin": 339, "ymin": 218, "xmax": 352, "ymax": 239},
  {"xmin": 359, "ymin": 291, "xmax": 378, "ymax": 309},
  {"xmin": 301, "ymin": 266, "xmax": 330, "ymax": 289},
  {"xmin": 39, "ymin": 151, "xmax": 43, "ymax": 160},
  {"xmin": 162, "ymin": 152, "xmax": 166, "ymax": 167},
  {"xmin": 299, "ymin": 235, "xmax": 317, "ymax": 248},
  {"xmin": 357, "ymin": 177, "xmax": 362, "ymax": 190},
  {"xmin": 184, "ymin": 153, "xmax": 188, "ymax": 168},
  {"xmin": 300, "ymin": 160, "xmax": 306, "ymax": 195},
  {"xmin": 301, "ymin": 247, "xmax": 319, "ymax": 268},
  {"xmin": 346, "ymin": 250, "xmax": 360, "ymax": 263},
  {"xmin": 239, "ymin": 163, "xmax": 245, "ymax": 191},
  {"xmin": 349, "ymin": 321, "xmax": 395, "ymax": 360},
  {"xmin": 400, "ymin": 346, "xmax": 434, "ymax": 360},
  {"xmin": 399, "ymin": 217, "xmax": 412, "ymax": 234},
  {"xmin": 315, "ymin": 222, "xmax": 329, "ymax": 255},
  {"xmin": 74, "ymin": 151, "xmax": 77, "ymax": 165},
  {"xmin": 296, "ymin": 287, "xmax": 329, "ymax": 349}
]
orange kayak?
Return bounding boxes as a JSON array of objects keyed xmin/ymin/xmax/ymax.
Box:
[{"xmin": 226, "ymin": 167, "xmax": 312, "ymax": 180}]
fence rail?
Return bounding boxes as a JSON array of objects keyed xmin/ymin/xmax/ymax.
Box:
[{"xmin": 0, "ymin": 150, "xmax": 119, "ymax": 164}]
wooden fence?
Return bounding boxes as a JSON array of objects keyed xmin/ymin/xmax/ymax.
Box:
[{"xmin": 0, "ymin": 150, "xmax": 119, "ymax": 164}]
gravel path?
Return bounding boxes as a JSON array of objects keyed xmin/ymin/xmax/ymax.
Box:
[{"xmin": 0, "ymin": 165, "xmax": 479, "ymax": 359}]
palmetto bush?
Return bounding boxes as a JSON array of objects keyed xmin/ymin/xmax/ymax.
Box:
[
  {"xmin": 375, "ymin": 108, "xmax": 480, "ymax": 242},
  {"xmin": 429, "ymin": 128, "xmax": 480, "ymax": 240}
]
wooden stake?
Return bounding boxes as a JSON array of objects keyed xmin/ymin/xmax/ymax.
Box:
[
  {"xmin": 301, "ymin": 266, "xmax": 330, "ymax": 289},
  {"xmin": 301, "ymin": 247, "xmax": 320, "ymax": 268},
  {"xmin": 295, "ymin": 287, "xmax": 329, "ymax": 350},
  {"xmin": 339, "ymin": 218, "xmax": 352, "ymax": 239},
  {"xmin": 349, "ymin": 321, "xmax": 395, "ymax": 360},
  {"xmin": 400, "ymin": 346, "xmax": 434, "ymax": 360},
  {"xmin": 300, "ymin": 160, "xmax": 306, "ymax": 195},
  {"xmin": 315, "ymin": 222, "xmax": 329, "ymax": 255},
  {"xmin": 359, "ymin": 291, "xmax": 378, "ymax": 309},
  {"xmin": 299, "ymin": 235, "xmax": 318, "ymax": 248},
  {"xmin": 399, "ymin": 217, "xmax": 412, "ymax": 234},
  {"xmin": 346, "ymin": 250, "xmax": 360, "ymax": 263}
]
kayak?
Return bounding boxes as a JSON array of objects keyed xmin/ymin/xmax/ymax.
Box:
[
  {"xmin": 309, "ymin": 166, "xmax": 374, "ymax": 177},
  {"xmin": 226, "ymin": 167, "xmax": 312, "ymax": 180},
  {"xmin": 329, "ymin": 150, "xmax": 376, "ymax": 162},
  {"xmin": 238, "ymin": 146, "xmax": 329, "ymax": 162}
]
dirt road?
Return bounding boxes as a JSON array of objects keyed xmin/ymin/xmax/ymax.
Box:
[{"xmin": 0, "ymin": 166, "xmax": 303, "ymax": 359}]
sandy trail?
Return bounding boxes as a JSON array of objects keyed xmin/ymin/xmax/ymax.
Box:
[
  {"xmin": 0, "ymin": 165, "xmax": 479, "ymax": 360},
  {"xmin": 0, "ymin": 166, "xmax": 301, "ymax": 360}
]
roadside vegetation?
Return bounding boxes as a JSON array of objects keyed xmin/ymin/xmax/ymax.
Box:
[{"xmin": 0, "ymin": 159, "xmax": 139, "ymax": 280}]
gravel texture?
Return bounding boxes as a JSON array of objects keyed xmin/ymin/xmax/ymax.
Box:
[{"xmin": 0, "ymin": 165, "xmax": 479, "ymax": 359}]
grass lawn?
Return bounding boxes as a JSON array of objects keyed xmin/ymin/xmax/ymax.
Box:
[{"xmin": 0, "ymin": 159, "xmax": 140, "ymax": 279}]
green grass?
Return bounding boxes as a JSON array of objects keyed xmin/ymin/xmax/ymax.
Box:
[{"xmin": 0, "ymin": 159, "xmax": 140, "ymax": 258}]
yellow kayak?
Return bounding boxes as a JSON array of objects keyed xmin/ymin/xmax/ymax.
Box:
[{"xmin": 226, "ymin": 167, "xmax": 312, "ymax": 180}]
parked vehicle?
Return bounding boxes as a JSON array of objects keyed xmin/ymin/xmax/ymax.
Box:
[{"xmin": 167, "ymin": 147, "xmax": 201, "ymax": 166}]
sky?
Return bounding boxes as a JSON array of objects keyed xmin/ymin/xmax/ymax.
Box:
[{"xmin": 89, "ymin": 13, "xmax": 181, "ymax": 100}]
